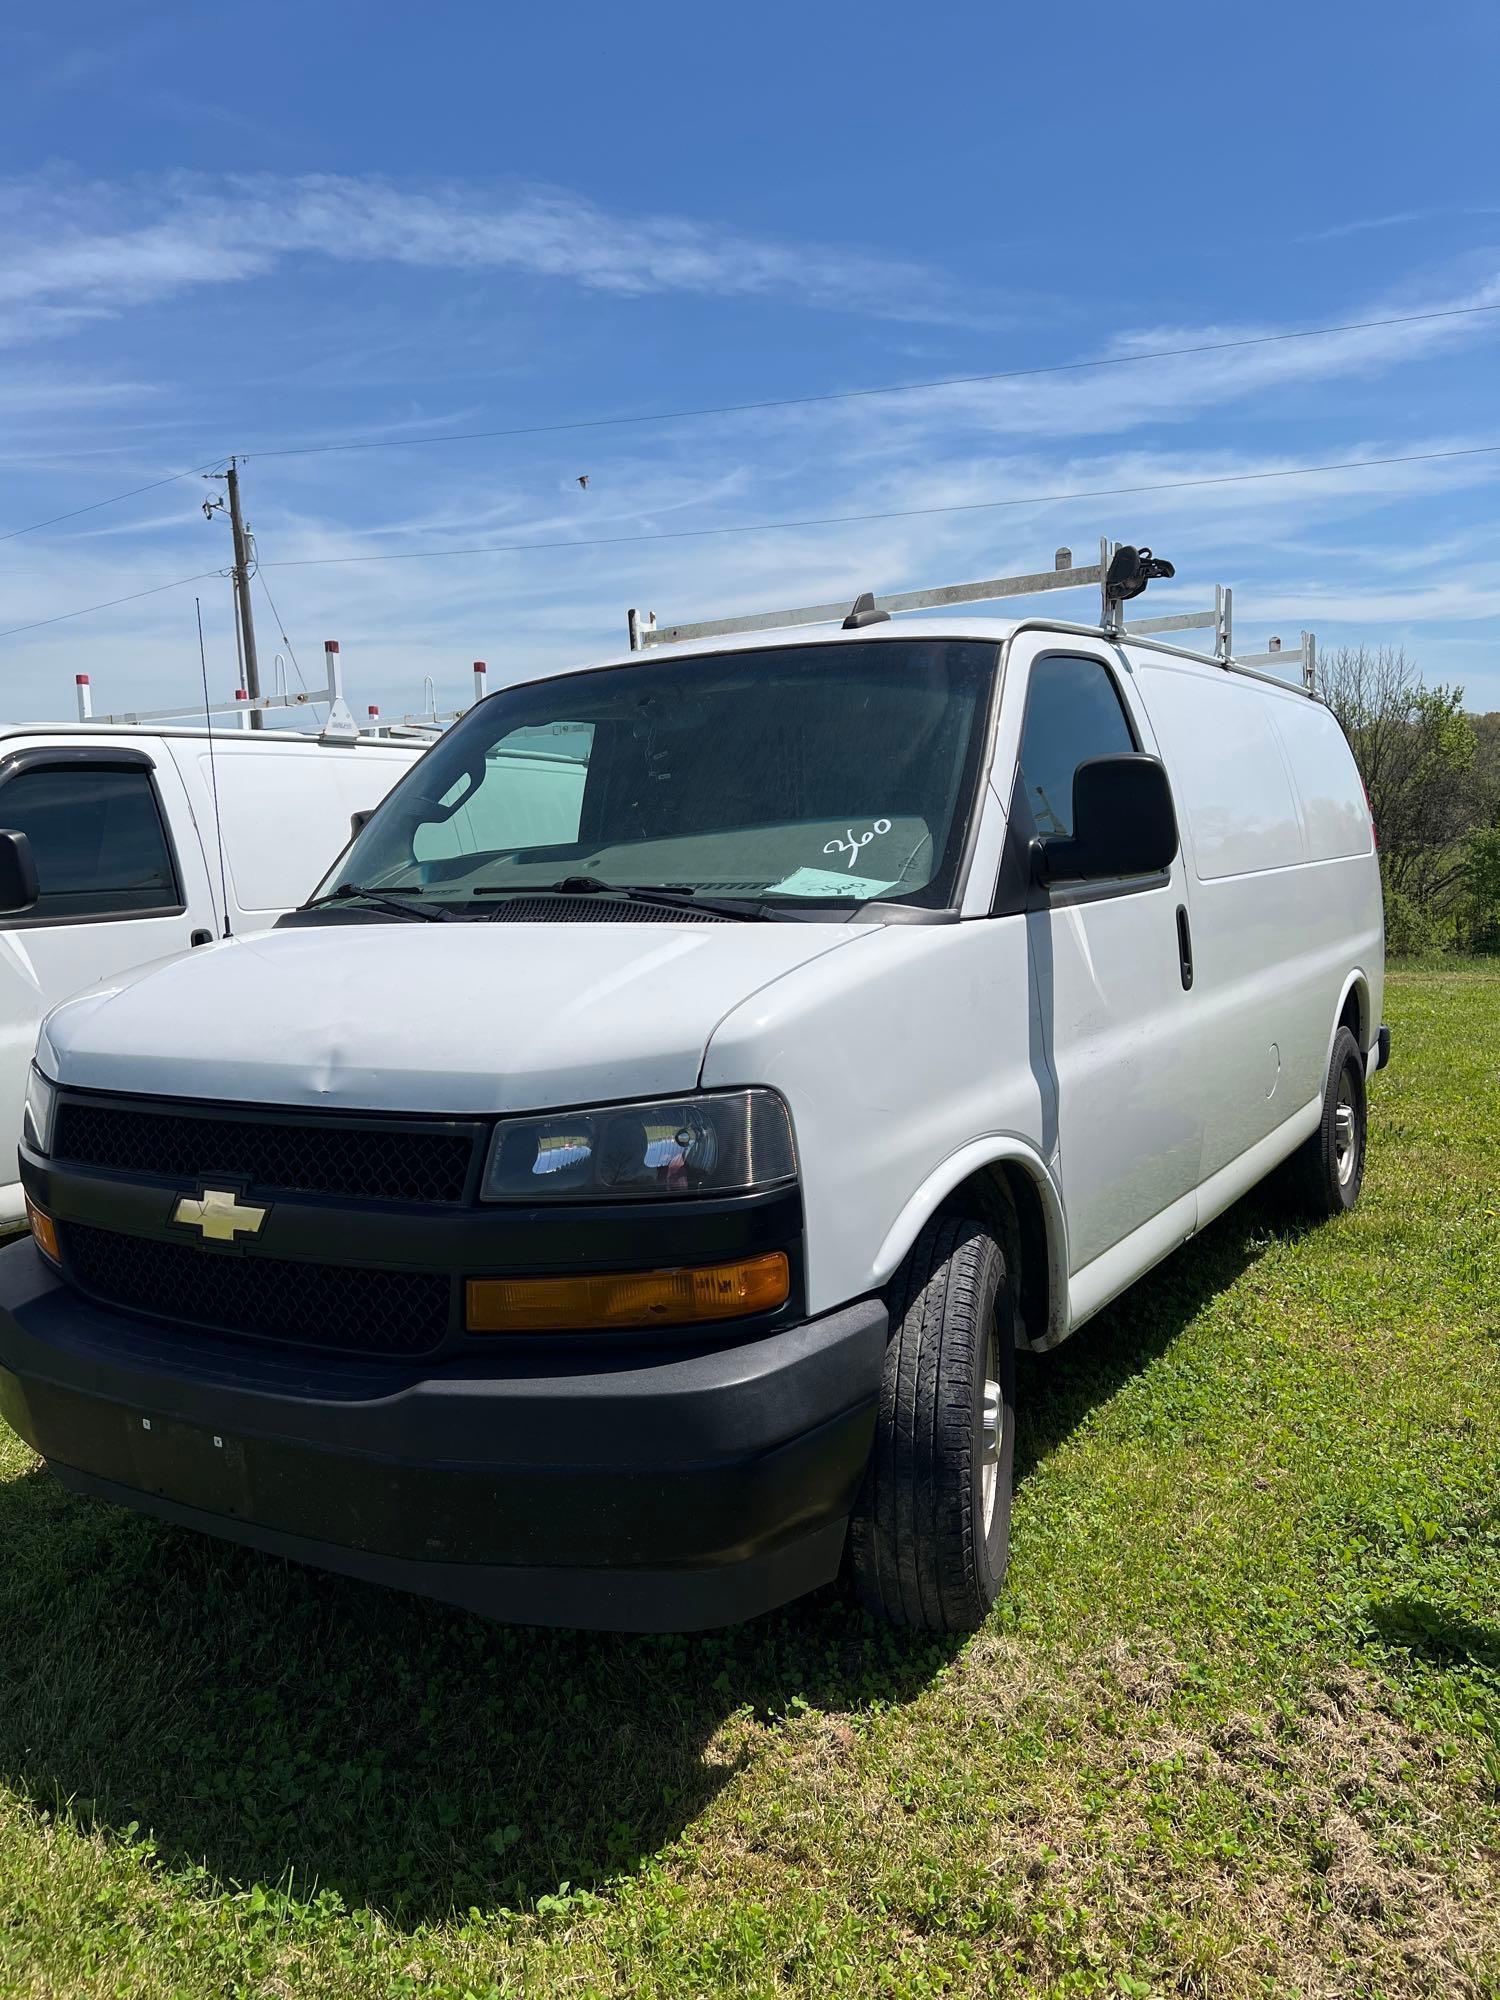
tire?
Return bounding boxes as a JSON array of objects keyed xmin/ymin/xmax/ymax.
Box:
[
  {"xmin": 849, "ymin": 1214, "xmax": 1016, "ymax": 1632},
  {"xmin": 1284, "ymin": 1025, "xmax": 1368, "ymax": 1218}
]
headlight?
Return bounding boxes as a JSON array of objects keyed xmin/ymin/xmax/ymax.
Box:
[
  {"xmin": 480, "ymin": 1089, "xmax": 796, "ymax": 1203},
  {"xmin": 22, "ymin": 1065, "xmax": 57, "ymax": 1156}
]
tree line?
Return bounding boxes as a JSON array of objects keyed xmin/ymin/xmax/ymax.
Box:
[{"xmin": 1318, "ymin": 647, "xmax": 1500, "ymax": 956}]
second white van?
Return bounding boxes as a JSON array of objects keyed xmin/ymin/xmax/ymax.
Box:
[{"xmin": 0, "ymin": 720, "xmax": 421, "ymax": 1224}]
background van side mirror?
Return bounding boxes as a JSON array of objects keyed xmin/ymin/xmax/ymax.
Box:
[
  {"xmin": 1033, "ymin": 754, "xmax": 1179, "ymax": 885},
  {"xmin": 349, "ymin": 808, "xmax": 374, "ymax": 840},
  {"xmin": 0, "ymin": 829, "xmax": 39, "ymax": 915}
]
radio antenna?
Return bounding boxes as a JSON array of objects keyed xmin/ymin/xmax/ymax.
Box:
[{"xmin": 196, "ymin": 596, "xmax": 233, "ymax": 940}]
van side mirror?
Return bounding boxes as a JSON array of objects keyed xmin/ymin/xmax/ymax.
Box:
[
  {"xmin": 1033, "ymin": 754, "xmax": 1178, "ymax": 885},
  {"xmin": 350, "ymin": 808, "xmax": 374, "ymax": 840},
  {"xmin": 0, "ymin": 829, "xmax": 39, "ymax": 915}
]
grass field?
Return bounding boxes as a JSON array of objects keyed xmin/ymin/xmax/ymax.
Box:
[{"xmin": 0, "ymin": 966, "xmax": 1495, "ymax": 1999}]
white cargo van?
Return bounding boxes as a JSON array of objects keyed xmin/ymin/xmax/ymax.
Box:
[
  {"xmin": 0, "ymin": 718, "xmax": 421, "ymax": 1224},
  {"xmin": 0, "ymin": 547, "xmax": 1387, "ymax": 1633}
]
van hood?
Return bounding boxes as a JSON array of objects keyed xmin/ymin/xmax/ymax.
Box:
[{"xmin": 38, "ymin": 919, "xmax": 875, "ymax": 1114}]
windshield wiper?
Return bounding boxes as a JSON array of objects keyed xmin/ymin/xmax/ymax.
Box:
[
  {"xmin": 472, "ymin": 878, "xmax": 797, "ymax": 922},
  {"xmin": 300, "ymin": 883, "xmax": 454, "ymax": 923}
]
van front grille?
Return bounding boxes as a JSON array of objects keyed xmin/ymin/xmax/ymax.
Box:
[
  {"xmin": 62, "ymin": 1224, "xmax": 452, "ymax": 1358},
  {"xmin": 51, "ymin": 1101, "xmax": 476, "ymax": 1205}
]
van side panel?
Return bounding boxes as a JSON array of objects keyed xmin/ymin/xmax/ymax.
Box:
[
  {"xmin": 1268, "ymin": 699, "xmax": 1373, "ymax": 863},
  {"xmin": 1161, "ymin": 684, "xmax": 1305, "ymax": 882},
  {"xmin": 1131, "ymin": 659, "xmax": 1381, "ymax": 1183},
  {"xmin": 170, "ymin": 743, "xmax": 419, "ymax": 921}
]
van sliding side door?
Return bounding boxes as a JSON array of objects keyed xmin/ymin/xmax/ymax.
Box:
[{"xmin": 1002, "ymin": 640, "xmax": 1203, "ymax": 1277}]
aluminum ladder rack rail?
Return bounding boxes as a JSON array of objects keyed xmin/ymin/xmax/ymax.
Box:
[
  {"xmin": 76, "ymin": 641, "xmax": 361, "ymax": 741},
  {"xmin": 627, "ymin": 537, "xmax": 1317, "ymax": 694}
]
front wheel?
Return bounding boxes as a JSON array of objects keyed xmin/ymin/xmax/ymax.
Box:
[{"xmin": 849, "ymin": 1214, "xmax": 1016, "ymax": 1632}]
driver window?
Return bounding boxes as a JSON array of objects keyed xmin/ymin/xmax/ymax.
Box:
[{"xmin": 1016, "ymin": 655, "xmax": 1136, "ymax": 837}]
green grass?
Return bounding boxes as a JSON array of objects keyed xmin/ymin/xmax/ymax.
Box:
[{"xmin": 0, "ymin": 968, "xmax": 1496, "ymax": 1998}]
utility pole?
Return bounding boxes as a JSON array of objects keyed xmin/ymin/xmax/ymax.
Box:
[
  {"xmin": 225, "ymin": 461, "xmax": 262, "ymax": 728},
  {"xmin": 204, "ymin": 459, "xmax": 263, "ymax": 728}
]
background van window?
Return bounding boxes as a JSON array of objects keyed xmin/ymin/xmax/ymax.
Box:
[{"xmin": 0, "ymin": 766, "xmax": 179, "ymax": 921}]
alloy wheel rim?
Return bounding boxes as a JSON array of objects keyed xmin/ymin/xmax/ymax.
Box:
[
  {"xmin": 1334, "ymin": 1072, "xmax": 1359, "ymax": 1186},
  {"xmin": 980, "ymin": 1329, "xmax": 1003, "ymax": 1534}
]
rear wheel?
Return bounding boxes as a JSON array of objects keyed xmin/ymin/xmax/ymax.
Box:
[
  {"xmin": 849, "ymin": 1214, "xmax": 1016, "ymax": 1632},
  {"xmin": 1284, "ymin": 1025, "xmax": 1368, "ymax": 1217}
]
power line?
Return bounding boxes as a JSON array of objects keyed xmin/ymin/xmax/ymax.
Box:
[
  {"xmin": 256, "ymin": 443, "xmax": 1500, "ymax": 571},
  {"xmin": 237, "ymin": 303, "xmax": 1500, "ymax": 462},
  {"xmin": 0, "ymin": 461, "xmax": 222, "ymax": 545},
  {"xmin": 254, "ymin": 563, "xmax": 315, "ymax": 702},
  {"xmin": 2, "ymin": 299, "xmax": 1497, "ymax": 546},
  {"xmin": 0, "ymin": 570, "xmax": 223, "ymax": 640},
  {"xmin": 4, "ymin": 440, "xmax": 1497, "ymax": 642}
]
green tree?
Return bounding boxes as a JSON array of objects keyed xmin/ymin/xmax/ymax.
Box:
[
  {"xmin": 1459, "ymin": 825, "xmax": 1500, "ymax": 953},
  {"xmin": 1318, "ymin": 646, "xmax": 1480, "ymax": 913}
]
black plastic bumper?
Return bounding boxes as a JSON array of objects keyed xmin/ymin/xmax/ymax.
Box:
[{"xmin": 0, "ymin": 1241, "xmax": 886, "ymax": 1630}]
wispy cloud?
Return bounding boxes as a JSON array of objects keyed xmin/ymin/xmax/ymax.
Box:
[
  {"xmin": 0, "ymin": 170, "xmax": 1004, "ymax": 341},
  {"xmin": 780, "ymin": 287, "xmax": 1500, "ymax": 454},
  {"xmin": 2, "ymin": 179, "xmax": 1498, "ymax": 716},
  {"xmin": 1300, "ymin": 210, "xmax": 1442, "ymax": 242},
  {"xmin": 1299, "ymin": 204, "xmax": 1500, "ymax": 242}
]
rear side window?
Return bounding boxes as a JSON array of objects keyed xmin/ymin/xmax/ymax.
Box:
[
  {"xmin": 1016, "ymin": 654, "xmax": 1137, "ymax": 836},
  {"xmin": 0, "ymin": 764, "xmax": 180, "ymax": 921}
]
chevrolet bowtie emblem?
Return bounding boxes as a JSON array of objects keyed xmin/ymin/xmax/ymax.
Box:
[{"xmin": 172, "ymin": 1187, "xmax": 269, "ymax": 1243}]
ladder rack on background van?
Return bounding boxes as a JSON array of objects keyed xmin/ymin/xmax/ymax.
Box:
[
  {"xmin": 626, "ymin": 537, "xmax": 1318, "ymax": 697},
  {"xmin": 65, "ymin": 651, "xmax": 491, "ymax": 742}
]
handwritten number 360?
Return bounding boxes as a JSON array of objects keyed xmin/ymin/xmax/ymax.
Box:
[{"xmin": 824, "ymin": 819, "xmax": 892, "ymax": 869}]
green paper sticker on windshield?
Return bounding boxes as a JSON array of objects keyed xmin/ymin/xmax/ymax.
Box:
[{"xmin": 769, "ymin": 866, "xmax": 898, "ymax": 900}]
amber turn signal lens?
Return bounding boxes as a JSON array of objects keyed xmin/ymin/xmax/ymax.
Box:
[
  {"xmin": 25, "ymin": 1196, "xmax": 59, "ymax": 1264},
  {"xmin": 467, "ymin": 1251, "xmax": 789, "ymax": 1333}
]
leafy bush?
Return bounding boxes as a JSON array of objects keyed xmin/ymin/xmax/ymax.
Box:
[
  {"xmin": 1457, "ymin": 826, "xmax": 1500, "ymax": 954},
  {"xmin": 1382, "ymin": 889, "xmax": 1440, "ymax": 959}
]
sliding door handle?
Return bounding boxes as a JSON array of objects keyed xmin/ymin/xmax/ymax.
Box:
[{"xmin": 1175, "ymin": 905, "xmax": 1194, "ymax": 991}]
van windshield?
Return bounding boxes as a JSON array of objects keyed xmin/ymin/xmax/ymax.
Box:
[{"xmin": 322, "ymin": 639, "xmax": 998, "ymax": 913}]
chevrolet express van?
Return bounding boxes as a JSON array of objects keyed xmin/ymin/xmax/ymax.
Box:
[{"xmin": 0, "ymin": 576, "xmax": 1387, "ymax": 1632}]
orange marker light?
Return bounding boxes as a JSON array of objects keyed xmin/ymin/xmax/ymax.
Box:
[
  {"xmin": 467, "ymin": 1252, "xmax": 789, "ymax": 1334},
  {"xmin": 24, "ymin": 1196, "xmax": 59, "ymax": 1264}
]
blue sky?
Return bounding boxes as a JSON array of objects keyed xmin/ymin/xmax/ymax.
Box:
[{"xmin": 2, "ymin": 0, "xmax": 1498, "ymax": 723}]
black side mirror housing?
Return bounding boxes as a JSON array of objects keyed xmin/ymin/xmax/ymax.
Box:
[
  {"xmin": 0, "ymin": 829, "xmax": 39, "ymax": 916},
  {"xmin": 350, "ymin": 808, "xmax": 375, "ymax": 840},
  {"xmin": 1033, "ymin": 754, "xmax": 1179, "ymax": 885}
]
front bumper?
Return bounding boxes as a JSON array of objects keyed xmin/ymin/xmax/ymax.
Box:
[{"xmin": 0, "ymin": 1241, "xmax": 886, "ymax": 1630}]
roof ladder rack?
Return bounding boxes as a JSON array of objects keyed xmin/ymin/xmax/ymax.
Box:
[
  {"xmin": 1237, "ymin": 630, "xmax": 1317, "ymax": 691},
  {"xmin": 629, "ymin": 538, "xmax": 1236, "ymax": 661},
  {"xmin": 626, "ymin": 540, "xmax": 1316, "ymax": 693}
]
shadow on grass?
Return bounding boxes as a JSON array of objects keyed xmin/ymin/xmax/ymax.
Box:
[
  {"xmin": 0, "ymin": 1465, "xmax": 960, "ymax": 1923},
  {"xmin": 0, "ymin": 1187, "xmax": 1313, "ymax": 1922},
  {"xmin": 1368, "ymin": 1598, "xmax": 1500, "ymax": 1671}
]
